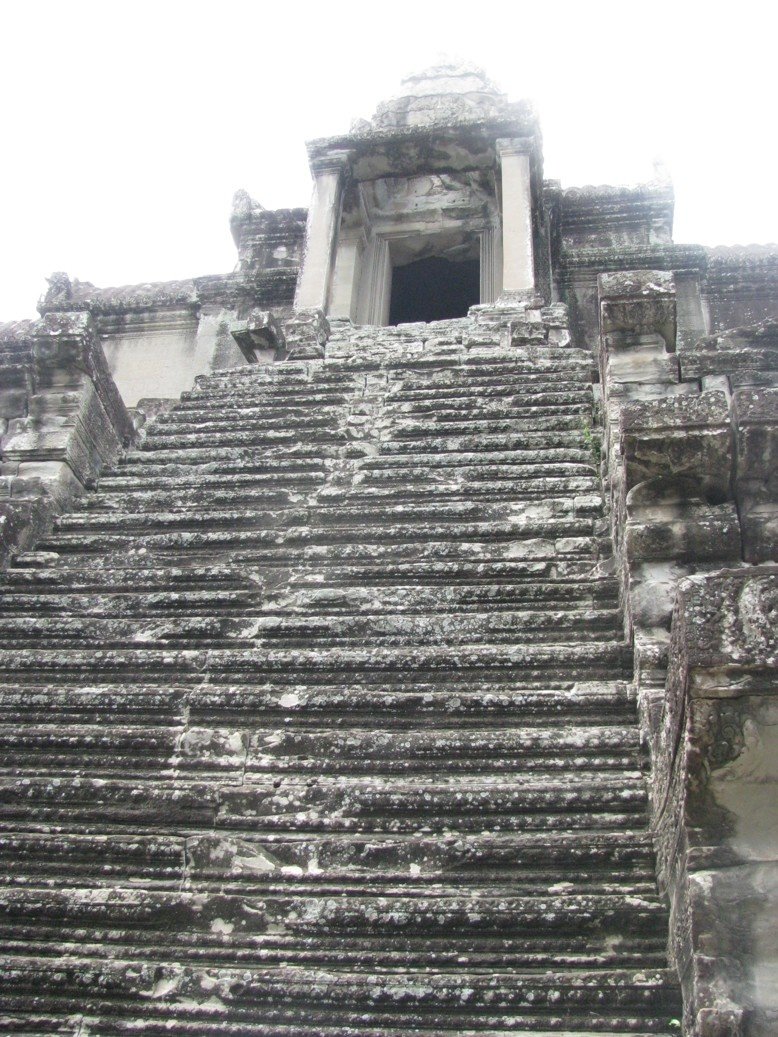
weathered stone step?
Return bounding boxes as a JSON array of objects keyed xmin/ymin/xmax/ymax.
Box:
[
  {"xmin": 0, "ymin": 828, "xmax": 658, "ymax": 889},
  {"xmin": 114, "ymin": 446, "xmax": 342, "ymax": 468},
  {"xmin": 2, "ymin": 563, "xmax": 262, "ymax": 591},
  {"xmin": 0, "ymin": 606, "xmax": 622, "ymax": 649},
  {"xmin": 153, "ymin": 402, "xmax": 594, "ymax": 441},
  {"xmin": 181, "ymin": 380, "xmax": 358, "ymax": 402},
  {"xmin": 159, "ymin": 401, "xmax": 350, "ymax": 425},
  {"xmin": 0, "ymin": 775, "xmax": 646, "ymax": 833},
  {"xmin": 79, "ymin": 475, "xmax": 600, "ymax": 515},
  {"xmin": 249, "ymin": 606, "xmax": 622, "ymax": 647},
  {"xmin": 362, "ymin": 456, "xmax": 595, "ymax": 477},
  {"xmin": 379, "ymin": 431, "xmax": 594, "ymax": 454},
  {"xmin": 389, "ymin": 413, "xmax": 588, "ymax": 438},
  {"xmin": 56, "ymin": 494, "xmax": 602, "ymax": 531},
  {"xmin": 314, "ymin": 476, "xmax": 600, "ymax": 505},
  {"xmin": 0, "ymin": 615, "xmax": 259, "ymax": 647},
  {"xmin": 144, "ymin": 413, "xmax": 349, "ymax": 441},
  {"xmin": 141, "ymin": 428, "xmax": 350, "ymax": 451},
  {"xmin": 108, "ymin": 453, "xmax": 327, "ymax": 475},
  {"xmin": 0, "ymin": 936, "xmax": 673, "ymax": 976},
  {"xmin": 387, "ymin": 375, "xmax": 593, "ymax": 397},
  {"xmin": 0, "ymin": 589, "xmax": 263, "ymax": 616},
  {"xmin": 0, "ymin": 1012, "xmax": 676, "ymax": 1037},
  {"xmin": 386, "ymin": 404, "xmax": 593, "ymax": 425},
  {"xmin": 98, "ymin": 468, "xmax": 326, "ymax": 492},
  {"xmin": 0, "ymin": 959, "xmax": 681, "ymax": 1030},
  {"xmin": 0, "ymin": 642, "xmax": 633, "ymax": 683},
  {"xmin": 272, "ymin": 582, "xmax": 618, "ymax": 613},
  {"xmin": 386, "ymin": 388, "xmax": 592, "ymax": 410},
  {"xmin": 0, "ymin": 892, "xmax": 670, "ymax": 961},
  {"xmin": 0, "ymin": 722, "xmax": 640, "ymax": 778},
  {"xmin": 0, "ymin": 681, "xmax": 634, "ymax": 726},
  {"xmin": 82, "ymin": 486, "xmax": 308, "ymax": 513},
  {"xmin": 38, "ymin": 517, "xmax": 603, "ymax": 557}
]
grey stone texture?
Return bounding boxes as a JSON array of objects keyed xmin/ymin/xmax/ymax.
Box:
[{"xmin": 0, "ymin": 60, "xmax": 777, "ymax": 1037}]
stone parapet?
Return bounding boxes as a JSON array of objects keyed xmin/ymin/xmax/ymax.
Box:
[
  {"xmin": 656, "ymin": 567, "xmax": 778, "ymax": 1037},
  {"xmin": 599, "ymin": 269, "xmax": 778, "ymax": 1036},
  {"xmin": 0, "ymin": 313, "xmax": 133, "ymax": 566}
]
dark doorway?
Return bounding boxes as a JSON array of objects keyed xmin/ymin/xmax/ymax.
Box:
[{"xmin": 388, "ymin": 255, "xmax": 480, "ymax": 325}]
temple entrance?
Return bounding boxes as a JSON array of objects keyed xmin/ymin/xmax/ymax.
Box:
[{"xmin": 388, "ymin": 255, "xmax": 480, "ymax": 325}]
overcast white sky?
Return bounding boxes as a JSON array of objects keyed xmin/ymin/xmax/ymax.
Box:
[{"xmin": 1, "ymin": 0, "xmax": 776, "ymax": 321}]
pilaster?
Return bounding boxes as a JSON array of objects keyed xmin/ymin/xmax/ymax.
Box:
[
  {"xmin": 496, "ymin": 138, "xmax": 536, "ymax": 300},
  {"xmin": 294, "ymin": 151, "xmax": 352, "ymax": 313}
]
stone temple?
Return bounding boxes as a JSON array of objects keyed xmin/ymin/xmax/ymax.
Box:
[{"xmin": 0, "ymin": 62, "xmax": 776, "ymax": 1036}]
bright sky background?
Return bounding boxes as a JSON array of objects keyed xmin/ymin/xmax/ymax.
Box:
[{"xmin": 1, "ymin": 0, "xmax": 776, "ymax": 321}]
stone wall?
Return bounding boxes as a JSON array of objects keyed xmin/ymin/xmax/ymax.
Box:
[
  {"xmin": 0, "ymin": 312, "xmax": 134, "ymax": 566},
  {"xmin": 598, "ymin": 270, "xmax": 778, "ymax": 1035}
]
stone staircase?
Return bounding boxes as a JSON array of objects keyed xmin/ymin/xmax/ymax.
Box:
[{"xmin": 0, "ymin": 311, "xmax": 682, "ymax": 1034}]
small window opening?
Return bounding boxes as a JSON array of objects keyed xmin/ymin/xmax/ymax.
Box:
[{"xmin": 388, "ymin": 255, "xmax": 480, "ymax": 325}]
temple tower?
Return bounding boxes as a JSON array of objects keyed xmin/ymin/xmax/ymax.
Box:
[{"xmin": 294, "ymin": 61, "xmax": 547, "ymax": 324}]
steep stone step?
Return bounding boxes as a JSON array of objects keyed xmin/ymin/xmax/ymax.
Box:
[
  {"xmin": 38, "ymin": 516, "xmax": 604, "ymax": 556},
  {"xmin": 247, "ymin": 606, "xmax": 622, "ymax": 647},
  {"xmin": 0, "ymin": 641, "xmax": 634, "ymax": 683},
  {"xmin": 0, "ymin": 960, "xmax": 681, "ymax": 1031},
  {"xmin": 78, "ymin": 473, "xmax": 600, "ymax": 514},
  {"xmin": 0, "ymin": 588, "xmax": 263, "ymax": 617},
  {"xmin": 378, "ymin": 431, "xmax": 594, "ymax": 454},
  {"xmin": 0, "ymin": 722, "xmax": 641, "ymax": 778},
  {"xmin": 0, "ymin": 770, "xmax": 647, "ymax": 830},
  {"xmin": 0, "ymin": 314, "xmax": 681, "ymax": 1031},
  {"xmin": 0, "ymin": 829, "xmax": 658, "ymax": 891},
  {"xmin": 0, "ymin": 680, "xmax": 635, "ymax": 726}
]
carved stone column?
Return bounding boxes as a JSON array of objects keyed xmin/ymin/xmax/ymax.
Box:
[
  {"xmin": 294, "ymin": 152, "xmax": 351, "ymax": 314},
  {"xmin": 496, "ymin": 138, "xmax": 535, "ymax": 300}
]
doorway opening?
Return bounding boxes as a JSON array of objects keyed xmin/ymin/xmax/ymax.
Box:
[{"xmin": 388, "ymin": 255, "xmax": 480, "ymax": 325}]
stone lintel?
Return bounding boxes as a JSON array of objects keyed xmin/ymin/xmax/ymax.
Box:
[
  {"xmin": 305, "ymin": 118, "xmax": 534, "ymax": 183},
  {"xmin": 495, "ymin": 136, "xmax": 535, "ymax": 161}
]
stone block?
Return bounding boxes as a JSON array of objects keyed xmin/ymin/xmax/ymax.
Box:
[
  {"xmin": 606, "ymin": 345, "xmax": 680, "ymax": 385},
  {"xmin": 284, "ymin": 309, "xmax": 330, "ymax": 360},
  {"xmin": 733, "ymin": 387, "xmax": 778, "ymax": 562},
  {"xmin": 599, "ymin": 270, "xmax": 677, "ymax": 350},
  {"xmin": 230, "ymin": 309, "xmax": 286, "ymax": 363},
  {"xmin": 620, "ymin": 391, "xmax": 733, "ymax": 499},
  {"xmin": 625, "ymin": 496, "xmax": 741, "ymax": 563}
]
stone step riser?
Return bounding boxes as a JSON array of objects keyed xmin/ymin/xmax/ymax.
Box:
[
  {"xmin": 77, "ymin": 477, "xmax": 601, "ymax": 514},
  {"xmin": 0, "ymin": 962, "xmax": 680, "ymax": 1021}
]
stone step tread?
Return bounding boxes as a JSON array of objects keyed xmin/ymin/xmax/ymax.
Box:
[
  {"xmin": 0, "ymin": 1020, "xmax": 680, "ymax": 1037},
  {"xmin": 2, "ymin": 564, "xmax": 262, "ymax": 588},
  {"xmin": 77, "ymin": 479, "xmax": 601, "ymax": 515},
  {"xmin": 58, "ymin": 494, "xmax": 600, "ymax": 526},
  {"xmin": 0, "ymin": 590, "xmax": 264, "ymax": 614},
  {"xmin": 0, "ymin": 959, "xmax": 682, "ymax": 1022},
  {"xmin": 163, "ymin": 389, "xmax": 594, "ymax": 425},
  {"xmin": 98, "ymin": 470, "xmax": 327, "ymax": 491},
  {"xmin": 3, "ymin": 559, "xmax": 614, "ymax": 586},
  {"xmin": 0, "ymin": 682, "xmax": 636, "ymax": 725},
  {"xmin": 379, "ymin": 431, "xmax": 591, "ymax": 451},
  {"xmin": 0, "ymin": 641, "xmax": 634, "ymax": 677},
  {"xmin": 0, "ymin": 724, "xmax": 641, "ymax": 762},
  {"xmin": 0, "ymin": 827, "xmax": 657, "ymax": 863},
  {"xmin": 36, "ymin": 523, "xmax": 604, "ymax": 557},
  {"xmin": 167, "ymin": 397, "xmax": 591, "ymax": 425}
]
